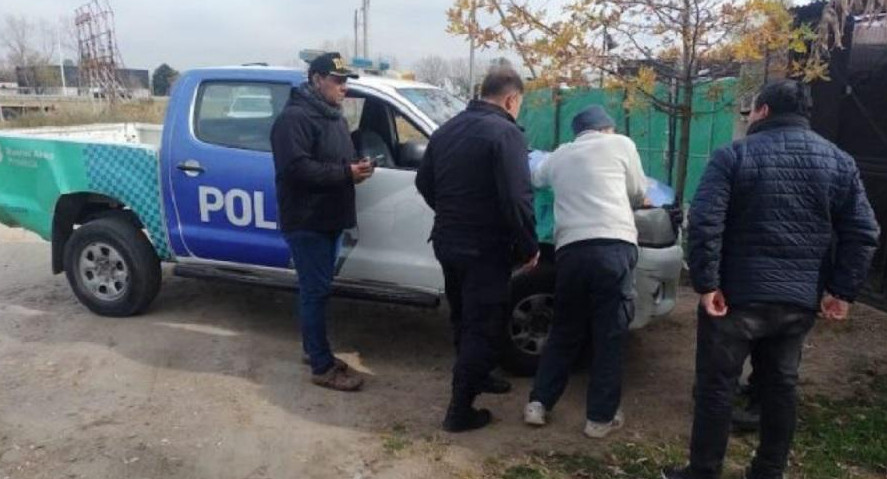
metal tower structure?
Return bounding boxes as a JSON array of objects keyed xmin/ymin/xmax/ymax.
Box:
[{"xmin": 74, "ymin": 0, "xmax": 129, "ymax": 101}]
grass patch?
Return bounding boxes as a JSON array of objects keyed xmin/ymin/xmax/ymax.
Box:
[
  {"xmin": 1, "ymin": 99, "xmax": 167, "ymax": 129},
  {"xmin": 381, "ymin": 422, "xmax": 412, "ymax": 455},
  {"xmin": 490, "ymin": 377, "xmax": 887, "ymax": 479},
  {"xmin": 792, "ymin": 376, "xmax": 887, "ymax": 478},
  {"xmin": 496, "ymin": 442, "xmax": 685, "ymax": 479},
  {"xmin": 501, "ymin": 465, "xmax": 548, "ymax": 479}
]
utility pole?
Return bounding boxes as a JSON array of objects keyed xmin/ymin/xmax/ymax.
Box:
[
  {"xmin": 354, "ymin": 8, "xmax": 360, "ymax": 59},
  {"xmin": 362, "ymin": 0, "xmax": 369, "ymax": 59},
  {"xmin": 468, "ymin": 0, "xmax": 476, "ymax": 98},
  {"xmin": 58, "ymin": 23, "xmax": 67, "ymax": 95}
]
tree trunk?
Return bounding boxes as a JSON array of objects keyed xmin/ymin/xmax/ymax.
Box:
[
  {"xmin": 553, "ymin": 88, "xmax": 562, "ymax": 148},
  {"xmin": 674, "ymin": 79, "xmax": 694, "ymax": 205},
  {"xmin": 675, "ymin": 0, "xmax": 694, "ymax": 206}
]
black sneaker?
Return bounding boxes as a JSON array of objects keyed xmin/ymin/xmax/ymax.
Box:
[
  {"xmin": 661, "ymin": 466, "xmax": 695, "ymax": 479},
  {"xmin": 442, "ymin": 407, "xmax": 493, "ymax": 433},
  {"xmin": 480, "ymin": 374, "xmax": 512, "ymax": 394}
]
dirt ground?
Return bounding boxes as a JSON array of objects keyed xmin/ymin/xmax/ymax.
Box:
[{"xmin": 1, "ymin": 225, "xmax": 886, "ymax": 479}]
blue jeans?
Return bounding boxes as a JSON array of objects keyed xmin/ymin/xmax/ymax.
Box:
[{"xmin": 283, "ymin": 229, "xmax": 342, "ymax": 375}]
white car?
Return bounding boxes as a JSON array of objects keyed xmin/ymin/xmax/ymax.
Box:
[
  {"xmin": 226, "ymin": 94, "xmax": 274, "ymax": 119},
  {"xmin": 341, "ymin": 74, "xmax": 684, "ymax": 374}
]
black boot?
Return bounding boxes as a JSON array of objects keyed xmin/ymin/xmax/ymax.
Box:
[
  {"xmin": 479, "ymin": 373, "xmax": 512, "ymax": 394},
  {"xmin": 442, "ymin": 382, "xmax": 492, "ymax": 432},
  {"xmin": 442, "ymin": 404, "xmax": 492, "ymax": 432}
]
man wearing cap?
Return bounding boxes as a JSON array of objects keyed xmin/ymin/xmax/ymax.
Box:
[
  {"xmin": 271, "ymin": 52, "xmax": 374, "ymax": 391},
  {"xmin": 523, "ymin": 105, "xmax": 647, "ymax": 438}
]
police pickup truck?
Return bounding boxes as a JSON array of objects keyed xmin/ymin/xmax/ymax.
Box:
[{"xmin": 0, "ymin": 66, "xmax": 683, "ymax": 374}]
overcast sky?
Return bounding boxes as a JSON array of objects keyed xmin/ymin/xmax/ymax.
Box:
[{"xmin": 1, "ymin": 0, "xmax": 496, "ymax": 71}]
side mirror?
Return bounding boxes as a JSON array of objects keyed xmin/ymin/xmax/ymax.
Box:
[{"xmin": 399, "ymin": 140, "xmax": 427, "ymax": 169}]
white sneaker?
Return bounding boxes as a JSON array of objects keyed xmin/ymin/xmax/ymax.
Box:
[
  {"xmin": 523, "ymin": 401, "xmax": 547, "ymax": 426},
  {"xmin": 584, "ymin": 409, "xmax": 624, "ymax": 438}
]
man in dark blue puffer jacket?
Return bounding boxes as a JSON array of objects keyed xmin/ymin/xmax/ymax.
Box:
[{"xmin": 663, "ymin": 80, "xmax": 880, "ymax": 479}]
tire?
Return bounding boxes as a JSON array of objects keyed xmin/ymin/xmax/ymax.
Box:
[
  {"xmin": 502, "ymin": 263, "xmax": 557, "ymax": 376},
  {"xmin": 63, "ymin": 214, "xmax": 161, "ymax": 317}
]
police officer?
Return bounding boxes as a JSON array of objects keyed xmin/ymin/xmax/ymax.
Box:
[{"xmin": 416, "ymin": 66, "xmax": 539, "ymax": 432}]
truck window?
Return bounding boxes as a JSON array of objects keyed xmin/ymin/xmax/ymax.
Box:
[
  {"xmin": 395, "ymin": 112, "xmax": 426, "ymax": 144},
  {"xmin": 396, "ymin": 88, "xmax": 465, "ymax": 126},
  {"xmin": 194, "ymin": 82, "xmax": 291, "ymax": 152},
  {"xmin": 342, "ymin": 97, "xmax": 365, "ymax": 133}
]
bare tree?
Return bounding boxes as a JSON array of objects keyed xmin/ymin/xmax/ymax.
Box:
[
  {"xmin": 414, "ymin": 55, "xmax": 451, "ymax": 87},
  {"xmin": 1, "ymin": 15, "xmax": 60, "ymax": 92},
  {"xmin": 1, "ymin": 15, "xmax": 54, "ymax": 67},
  {"xmin": 57, "ymin": 15, "xmax": 79, "ymax": 63},
  {"xmin": 448, "ymin": 57, "xmax": 472, "ymax": 97},
  {"xmin": 319, "ymin": 37, "xmax": 354, "ymax": 62}
]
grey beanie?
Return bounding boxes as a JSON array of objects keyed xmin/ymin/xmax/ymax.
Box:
[{"xmin": 571, "ymin": 105, "xmax": 616, "ymax": 135}]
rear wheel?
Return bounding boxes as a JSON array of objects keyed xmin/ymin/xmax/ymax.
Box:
[{"xmin": 63, "ymin": 214, "xmax": 161, "ymax": 317}]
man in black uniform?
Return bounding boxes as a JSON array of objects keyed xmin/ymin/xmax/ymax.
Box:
[{"xmin": 416, "ymin": 67, "xmax": 539, "ymax": 432}]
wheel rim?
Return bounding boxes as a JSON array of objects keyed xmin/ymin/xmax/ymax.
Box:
[
  {"xmin": 510, "ymin": 293, "xmax": 554, "ymax": 356},
  {"xmin": 78, "ymin": 242, "xmax": 130, "ymax": 302}
]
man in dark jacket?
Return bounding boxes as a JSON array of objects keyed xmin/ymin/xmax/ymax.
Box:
[
  {"xmin": 664, "ymin": 80, "xmax": 879, "ymax": 479},
  {"xmin": 416, "ymin": 66, "xmax": 539, "ymax": 432},
  {"xmin": 271, "ymin": 52, "xmax": 374, "ymax": 392}
]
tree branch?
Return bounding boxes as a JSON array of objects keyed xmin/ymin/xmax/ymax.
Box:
[{"xmin": 490, "ymin": 0, "xmax": 539, "ymax": 78}]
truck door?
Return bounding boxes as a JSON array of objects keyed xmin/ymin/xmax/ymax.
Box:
[
  {"xmin": 167, "ymin": 80, "xmax": 292, "ymax": 267},
  {"xmin": 334, "ymin": 90, "xmax": 443, "ymax": 291}
]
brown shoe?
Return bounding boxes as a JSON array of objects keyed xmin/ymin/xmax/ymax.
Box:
[
  {"xmin": 311, "ymin": 367, "xmax": 364, "ymax": 391},
  {"xmin": 301, "ymin": 354, "xmax": 349, "ymax": 371}
]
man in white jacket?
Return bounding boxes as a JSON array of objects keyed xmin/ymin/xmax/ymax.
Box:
[{"xmin": 523, "ymin": 105, "xmax": 647, "ymax": 438}]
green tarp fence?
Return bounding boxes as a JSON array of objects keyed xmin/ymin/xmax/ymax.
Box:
[{"xmin": 518, "ymin": 78, "xmax": 740, "ymax": 203}]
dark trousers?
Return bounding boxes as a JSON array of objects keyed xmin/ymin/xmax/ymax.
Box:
[
  {"xmin": 690, "ymin": 303, "xmax": 816, "ymax": 479},
  {"xmin": 529, "ymin": 239, "xmax": 638, "ymax": 422},
  {"xmin": 745, "ymin": 344, "xmax": 763, "ymax": 407},
  {"xmin": 283, "ymin": 229, "xmax": 342, "ymax": 375},
  {"xmin": 434, "ymin": 240, "xmax": 512, "ymax": 403}
]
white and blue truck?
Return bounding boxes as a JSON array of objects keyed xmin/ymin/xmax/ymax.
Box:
[{"xmin": 0, "ymin": 66, "xmax": 683, "ymax": 374}]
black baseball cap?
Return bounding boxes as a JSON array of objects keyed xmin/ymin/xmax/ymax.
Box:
[{"xmin": 308, "ymin": 52, "xmax": 358, "ymax": 79}]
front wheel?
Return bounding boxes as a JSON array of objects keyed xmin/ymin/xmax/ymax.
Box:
[
  {"xmin": 502, "ymin": 264, "xmax": 556, "ymax": 376},
  {"xmin": 63, "ymin": 214, "xmax": 161, "ymax": 317}
]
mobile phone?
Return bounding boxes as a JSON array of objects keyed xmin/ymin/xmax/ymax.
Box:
[{"xmin": 354, "ymin": 154, "xmax": 383, "ymax": 167}]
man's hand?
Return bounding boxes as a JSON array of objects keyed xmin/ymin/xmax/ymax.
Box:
[
  {"xmin": 350, "ymin": 159, "xmax": 374, "ymax": 185},
  {"xmin": 517, "ymin": 251, "xmax": 541, "ymax": 275},
  {"xmin": 701, "ymin": 290, "xmax": 729, "ymax": 317},
  {"xmin": 821, "ymin": 293, "xmax": 850, "ymax": 322}
]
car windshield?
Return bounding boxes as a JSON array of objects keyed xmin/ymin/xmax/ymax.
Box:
[{"xmin": 396, "ymin": 88, "xmax": 466, "ymax": 127}]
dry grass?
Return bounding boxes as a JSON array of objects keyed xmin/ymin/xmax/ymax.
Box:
[{"xmin": 0, "ymin": 98, "xmax": 167, "ymax": 129}]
